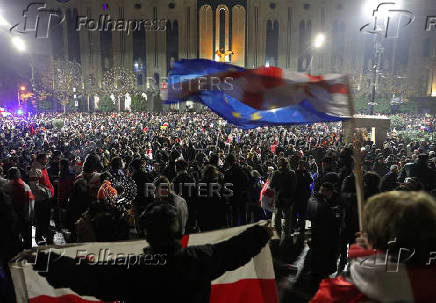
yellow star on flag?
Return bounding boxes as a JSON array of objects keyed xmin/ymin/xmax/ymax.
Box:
[
  {"xmin": 232, "ymin": 112, "xmax": 241, "ymax": 118},
  {"xmin": 251, "ymin": 112, "xmax": 262, "ymax": 120}
]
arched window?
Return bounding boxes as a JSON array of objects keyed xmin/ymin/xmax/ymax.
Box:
[
  {"xmin": 166, "ymin": 20, "xmax": 179, "ymax": 73},
  {"xmin": 50, "ymin": 10, "xmax": 64, "ymax": 60},
  {"xmin": 266, "ymin": 20, "xmax": 279, "ymax": 66},
  {"xmin": 133, "ymin": 22, "xmax": 146, "ymax": 71},
  {"xmin": 67, "ymin": 9, "xmax": 81, "ymax": 63},
  {"xmin": 231, "ymin": 5, "xmax": 246, "ymax": 66},
  {"xmin": 199, "ymin": 5, "xmax": 213, "ymax": 59},
  {"xmin": 215, "ymin": 5, "xmax": 229, "ymax": 58},
  {"xmin": 100, "ymin": 31, "xmax": 113, "ymax": 71},
  {"xmin": 331, "ymin": 20, "xmax": 345, "ymax": 71},
  {"xmin": 298, "ymin": 20, "xmax": 306, "ymax": 71}
]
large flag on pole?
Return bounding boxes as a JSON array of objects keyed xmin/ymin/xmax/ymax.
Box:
[
  {"xmin": 166, "ymin": 59, "xmax": 352, "ymax": 129},
  {"xmin": 10, "ymin": 223, "xmax": 278, "ymax": 303}
]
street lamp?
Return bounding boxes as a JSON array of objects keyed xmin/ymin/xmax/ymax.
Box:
[
  {"xmin": 0, "ymin": 14, "xmax": 10, "ymax": 27},
  {"xmin": 313, "ymin": 33, "xmax": 326, "ymax": 49},
  {"xmin": 11, "ymin": 36, "xmax": 26, "ymax": 52},
  {"xmin": 10, "ymin": 35, "xmax": 35, "ymax": 103},
  {"xmin": 304, "ymin": 33, "xmax": 326, "ymax": 74},
  {"xmin": 362, "ymin": 1, "xmax": 402, "ymax": 115}
]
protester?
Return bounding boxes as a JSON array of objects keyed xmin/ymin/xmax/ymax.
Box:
[
  {"xmin": 2, "ymin": 167, "xmax": 34, "ymax": 249},
  {"xmin": 310, "ymin": 191, "xmax": 436, "ymax": 302},
  {"xmin": 30, "ymin": 153, "xmax": 54, "ymax": 244},
  {"xmin": 32, "ymin": 203, "xmax": 273, "ymax": 303},
  {"xmin": 152, "ymin": 176, "xmax": 188, "ymax": 235},
  {"xmin": 196, "ymin": 164, "xmax": 227, "ymax": 232},
  {"xmin": 306, "ymin": 182, "xmax": 343, "ymax": 289},
  {"xmin": 0, "ymin": 111, "xmax": 435, "ymax": 303}
]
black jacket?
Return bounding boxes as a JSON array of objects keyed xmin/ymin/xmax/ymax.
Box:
[
  {"xmin": 35, "ymin": 225, "xmax": 270, "ymax": 303},
  {"xmin": 270, "ymin": 168, "xmax": 297, "ymax": 207},
  {"xmin": 131, "ymin": 169, "xmax": 153, "ymax": 210},
  {"xmin": 224, "ymin": 164, "xmax": 249, "ymax": 203}
]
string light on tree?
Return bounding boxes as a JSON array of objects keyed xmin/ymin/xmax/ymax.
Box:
[
  {"xmin": 32, "ymin": 60, "xmax": 83, "ymax": 112},
  {"xmin": 100, "ymin": 66, "xmax": 137, "ymax": 112}
]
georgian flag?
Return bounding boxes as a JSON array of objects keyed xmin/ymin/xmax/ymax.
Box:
[
  {"xmin": 10, "ymin": 223, "xmax": 278, "ymax": 303},
  {"xmin": 166, "ymin": 59, "xmax": 352, "ymax": 129},
  {"xmin": 259, "ymin": 180, "xmax": 275, "ymax": 212}
]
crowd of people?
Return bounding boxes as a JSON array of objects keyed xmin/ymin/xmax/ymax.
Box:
[{"xmin": 0, "ymin": 111, "xmax": 435, "ymax": 302}]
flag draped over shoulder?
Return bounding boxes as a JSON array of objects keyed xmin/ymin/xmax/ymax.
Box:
[
  {"xmin": 166, "ymin": 59, "xmax": 352, "ymax": 129},
  {"xmin": 10, "ymin": 223, "xmax": 278, "ymax": 303}
]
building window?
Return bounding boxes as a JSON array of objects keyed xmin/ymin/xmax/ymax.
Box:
[
  {"xmin": 423, "ymin": 38, "xmax": 430, "ymax": 58},
  {"xmin": 304, "ymin": 3, "xmax": 310, "ymax": 10},
  {"xmin": 331, "ymin": 20, "xmax": 345, "ymax": 71},
  {"xmin": 137, "ymin": 74, "xmax": 143, "ymax": 85},
  {"xmin": 134, "ymin": 3, "xmax": 141, "ymax": 9},
  {"xmin": 321, "ymin": 7, "xmax": 326, "ymax": 26},
  {"xmin": 166, "ymin": 20, "xmax": 179, "ymax": 73},
  {"xmin": 270, "ymin": 3, "xmax": 276, "ymax": 9},
  {"xmin": 133, "ymin": 22, "xmax": 146, "ymax": 80},
  {"xmin": 66, "ymin": 9, "xmax": 81, "ymax": 63},
  {"xmin": 298, "ymin": 20, "xmax": 311, "ymax": 71},
  {"xmin": 169, "ymin": 3, "xmax": 175, "ymax": 9},
  {"xmin": 266, "ymin": 20, "xmax": 279, "ymax": 66}
]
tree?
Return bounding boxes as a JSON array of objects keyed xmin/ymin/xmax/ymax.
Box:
[
  {"xmin": 38, "ymin": 99, "xmax": 53, "ymax": 112},
  {"xmin": 100, "ymin": 67, "xmax": 136, "ymax": 112},
  {"xmin": 98, "ymin": 96, "xmax": 115, "ymax": 112},
  {"xmin": 33, "ymin": 60, "xmax": 83, "ymax": 113},
  {"xmin": 130, "ymin": 94, "xmax": 148, "ymax": 112},
  {"xmin": 84, "ymin": 73, "xmax": 98, "ymax": 112}
]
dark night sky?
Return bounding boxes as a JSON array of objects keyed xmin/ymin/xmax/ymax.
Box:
[{"xmin": 0, "ymin": 0, "xmax": 53, "ymax": 109}]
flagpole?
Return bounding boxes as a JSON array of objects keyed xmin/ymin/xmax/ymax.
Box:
[{"xmin": 345, "ymin": 77, "xmax": 365, "ymax": 232}]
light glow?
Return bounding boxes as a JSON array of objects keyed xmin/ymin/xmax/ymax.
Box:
[
  {"xmin": 0, "ymin": 14, "xmax": 10, "ymax": 27},
  {"xmin": 11, "ymin": 36, "xmax": 26, "ymax": 52},
  {"xmin": 313, "ymin": 33, "xmax": 326, "ymax": 48}
]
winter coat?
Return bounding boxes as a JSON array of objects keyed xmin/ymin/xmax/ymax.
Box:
[
  {"xmin": 57, "ymin": 170, "xmax": 75, "ymax": 207},
  {"xmin": 270, "ymin": 167, "xmax": 297, "ymax": 207},
  {"xmin": 196, "ymin": 177, "xmax": 227, "ymax": 232}
]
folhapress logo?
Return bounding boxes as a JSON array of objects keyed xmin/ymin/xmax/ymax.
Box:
[
  {"xmin": 360, "ymin": 2, "xmax": 414, "ymax": 38},
  {"xmin": 10, "ymin": 2, "xmax": 65, "ymax": 39}
]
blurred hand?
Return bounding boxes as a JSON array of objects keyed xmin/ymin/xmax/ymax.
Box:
[{"xmin": 355, "ymin": 232, "xmax": 369, "ymax": 249}]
